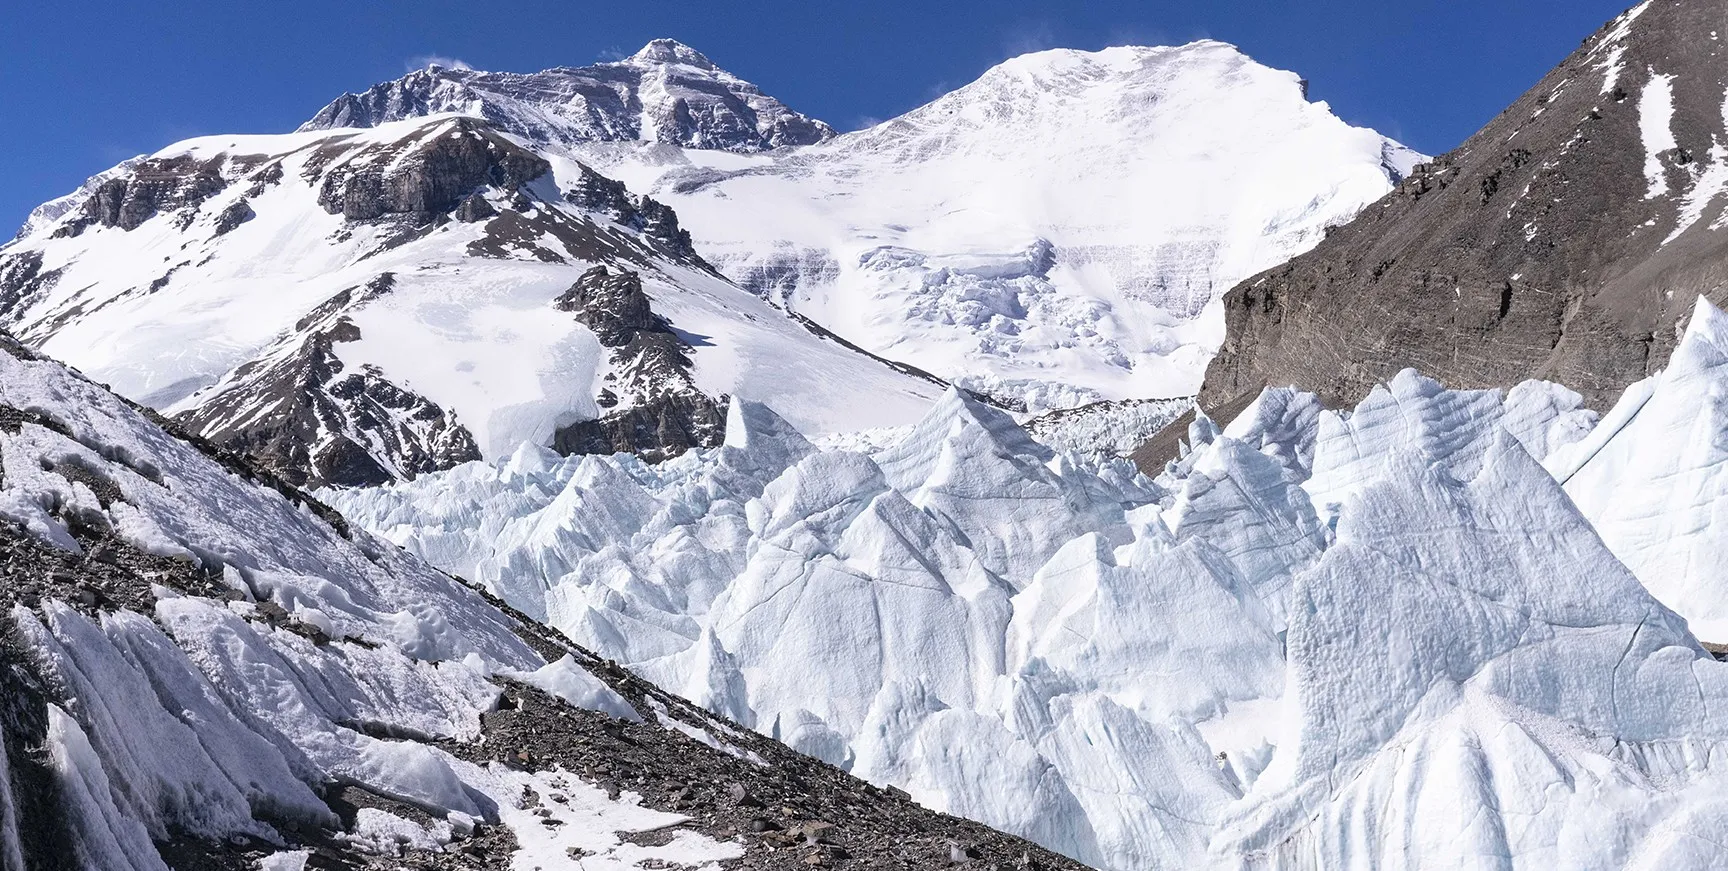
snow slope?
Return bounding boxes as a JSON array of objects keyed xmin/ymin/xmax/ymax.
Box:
[
  {"xmin": 303, "ymin": 40, "xmax": 1422, "ymax": 412},
  {"xmin": 0, "ymin": 114, "xmax": 945, "ymax": 486},
  {"xmin": 332, "ymin": 296, "xmax": 1728, "ymax": 870}
]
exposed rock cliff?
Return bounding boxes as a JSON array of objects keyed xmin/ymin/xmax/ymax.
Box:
[
  {"xmin": 551, "ymin": 266, "xmax": 725, "ymax": 462},
  {"xmin": 1201, "ymin": 0, "xmax": 1728, "ymax": 411}
]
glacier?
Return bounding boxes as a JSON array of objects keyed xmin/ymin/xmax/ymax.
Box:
[
  {"xmin": 0, "ymin": 331, "xmax": 1079, "ymax": 867},
  {"xmin": 331, "ymin": 298, "xmax": 1728, "ymax": 870}
]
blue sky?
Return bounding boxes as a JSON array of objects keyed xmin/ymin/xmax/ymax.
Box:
[{"xmin": 3, "ymin": 0, "xmax": 1631, "ymax": 232}]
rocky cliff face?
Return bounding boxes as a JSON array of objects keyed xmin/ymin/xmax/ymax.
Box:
[
  {"xmin": 1201, "ymin": 0, "xmax": 1728, "ymax": 411},
  {"xmin": 312, "ymin": 118, "xmax": 551, "ymax": 221},
  {"xmin": 302, "ymin": 39, "xmax": 835, "ymax": 152},
  {"xmin": 69, "ymin": 154, "xmax": 235, "ymax": 233},
  {"xmin": 175, "ymin": 276, "xmax": 484, "ymax": 488},
  {"xmin": 551, "ymin": 265, "xmax": 726, "ymax": 462},
  {"xmin": 562, "ymin": 162, "xmax": 709, "ymax": 267}
]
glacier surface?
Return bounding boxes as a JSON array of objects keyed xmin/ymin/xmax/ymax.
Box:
[{"xmin": 332, "ymin": 298, "xmax": 1728, "ymax": 870}]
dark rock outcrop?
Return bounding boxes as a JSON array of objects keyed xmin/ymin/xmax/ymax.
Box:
[
  {"xmin": 0, "ymin": 250, "xmax": 62, "ymax": 323},
  {"xmin": 176, "ymin": 275, "xmax": 482, "ymax": 488},
  {"xmin": 315, "ymin": 118, "xmax": 550, "ymax": 222},
  {"xmin": 555, "ymin": 262, "xmax": 665, "ymax": 343},
  {"xmin": 452, "ymin": 191, "xmax": 495, "ymax": 222},
  {"xmin": 1199, "ymin": 0, "xmax": 1728, "ymax": 413},
  {"xmin": 68, "ymin": 154, "xmax": 231, "ymax": 234},
  {"xmin": 178, "ymin": 331, "xmax": 481, "ymax": 489},
  {"xmin": 211, "ymin": 199, "xmax": 254, "ymax": 236},
  {"xmin": 554, "ymin": 392, "xmax": 728, "ymax": 465},
  {"xmin": 562, "ymin": 162, "xmax": 709, "ymax": 266},
  {"xmin": 551, "ymin": 265, "xmax": 726, "ymax": 462}
]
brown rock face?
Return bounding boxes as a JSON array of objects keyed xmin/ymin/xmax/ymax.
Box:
[{"xmin": 1200, "ymin": 0, "xmax": 1728, "ymax": 413}]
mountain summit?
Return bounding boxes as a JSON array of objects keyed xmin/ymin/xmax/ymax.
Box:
[
  {"xmin": 630, "ymin": 37, "xmax": 720, "ymax": 68},
  {"xmin": 301, "ymin": 40, "xmax": 836, "ymax": 151}
]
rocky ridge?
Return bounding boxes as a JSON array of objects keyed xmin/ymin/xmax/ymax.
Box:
[
  {"xmin": 174, "ymin": 274, "xmax": 484, "ymax": 488},
  {"xmin": 302, "ymin": 40, "xmax": 836, "ymax": 152}
]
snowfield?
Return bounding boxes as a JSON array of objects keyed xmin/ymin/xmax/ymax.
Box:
[{"xmin": 331, "ymin": 299, "xmax": 1728, "ymax": 870}]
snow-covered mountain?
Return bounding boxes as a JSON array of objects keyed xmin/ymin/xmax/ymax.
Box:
[
  {"xmin": 0, "ymin": 37, "xmax": 1416, "ymax": 489},
  {"xmin": 332, "ymin": 294, "xmax": 1728, "ymax": 870},
  {"xmin": 0, "ymin": 113, "xmax": 945, "ymax": 488},
  {"xmin": 302, "ymin": 40, "xmax": 1422, "ymax": 412},
  {"xmin": 0, "ymin": 330, "xmax": 1085, "ymax": 869},
  {"xmin": 24, "ymin": 23, "xmax": 1728, "ymax": 871},
  {"xmin": 303, "ymin": 39, "xmax": 836, "ymax": 151}
]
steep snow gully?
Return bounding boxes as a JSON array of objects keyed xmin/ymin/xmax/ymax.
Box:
[{"xmin": 333, "ymin": 298, "xmax": 1728, "ymax": 870}]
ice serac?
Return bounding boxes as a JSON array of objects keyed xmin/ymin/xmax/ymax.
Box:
[
  {"xmin": 1220, "ymin": 425, "xmax": 1728, "ymax": 871},
  {"xmin": 0, "ymin": 335, "xmax": 1087, "ymax": 869},
  {"xmin": 1200, "ymin": 0, "xmax": 1728, "ymax": 414},
  {"xmin": 301, "ymin": 39, "xmax": 836, "ymax": 151},
  {"xmin": 331, "ymin": 382, "xmax": 1321, "ymax": 869},
  {"xmin": 873, "ymin": 388, "xmax": 1127, "ymax": 589},
  {"xmin": 1562, "ymin": 295, "xmax": 1728, "ymax": 641},
  {"xmin": 0, "ymin": 110, "xmax": 945, "ymax": 488}
]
